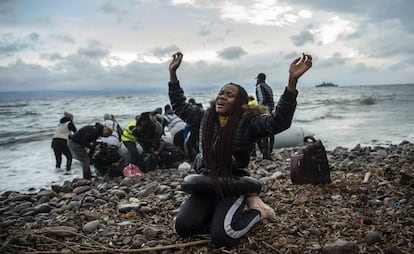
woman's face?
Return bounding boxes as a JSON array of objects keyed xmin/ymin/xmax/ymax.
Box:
[{"xmin": 215, "ymin": 84, "xmax": 239, "ymax": 115}]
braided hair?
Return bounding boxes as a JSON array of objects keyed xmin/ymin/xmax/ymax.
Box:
[{"xmin": 202, "ymin": 83, "xmax": 249, "ymax": 197}]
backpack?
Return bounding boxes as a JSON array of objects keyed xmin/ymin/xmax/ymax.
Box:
[{"xmin": 290, "ymin": 136, "xmax": 331, "ymax": 185}]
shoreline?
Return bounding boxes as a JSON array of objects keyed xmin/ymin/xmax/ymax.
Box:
[{"xmin": 1, "ymin": 141, "xmax": 413, "ymax": 253}]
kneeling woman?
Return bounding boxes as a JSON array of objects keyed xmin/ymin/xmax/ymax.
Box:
[{"xmin": 168, "ymin": 52, "xmax": 312, "ymax": 248}]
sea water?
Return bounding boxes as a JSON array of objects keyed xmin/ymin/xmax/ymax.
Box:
[{"xmin": 1, "ymin": 84, "xmax": 413, "ymax": 193}]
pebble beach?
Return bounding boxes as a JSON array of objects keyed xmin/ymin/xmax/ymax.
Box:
[{"xmin": 1, "ymin": 141, "xmax": 413, "ymax": 253}]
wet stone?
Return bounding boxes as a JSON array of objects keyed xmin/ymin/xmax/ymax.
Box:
[
  {"xmin": 118, "ymin": 203, "xmax": 141, "ymax": 213},
  {"xmin": 143, "ymin": 226, "xmax": 161, "ymax": 239},
  {"xmin": 322, "ymin": 239, "xmax": 359, "ymax": 254},
  {"xmin": 1, "ymin": 141, "xmax": 413, "ymax": 253},
  {"xmin": 365, "ymin": 231, "xmax": 381, "ymax": 245},
  {"xmin": 83, "ymin": 219, "xmax": 100, "ymax": 233}
]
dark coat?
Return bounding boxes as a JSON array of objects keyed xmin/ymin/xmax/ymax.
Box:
[
  {"xmin": 256, "ymin": 82, "xmax": 275, "ymax": 111},
  {"xmin": 71, "ymin": 123, "xmax": 104, "ymax": 150},
  {"xmin": 168, "ymin": 81, "xmax": 297, "ymax": 176}
]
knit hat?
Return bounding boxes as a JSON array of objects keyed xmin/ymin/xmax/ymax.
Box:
[
  {"xmin": 64, "ymin": 111, "xmax": 74, "ymax": 120},
  {"xmin": 104, "ymin": 113, "xmax": 111, "ymax": 120}
]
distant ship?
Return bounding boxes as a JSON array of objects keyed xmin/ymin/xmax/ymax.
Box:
[{"xmin": 315, "ymin": 82, "xmax": 338, "ymax": 87}]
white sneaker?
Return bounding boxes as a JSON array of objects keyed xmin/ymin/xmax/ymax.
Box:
[{"xmin": 246, "ymin": 196, "xmax": 276, "ymax": 221}]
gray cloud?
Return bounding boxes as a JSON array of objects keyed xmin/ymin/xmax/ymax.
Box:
[
  {"xmin": 77, "ymin": 42, "xmax": 110, "ymax": 59},
  {"xmin": 293, "ymin": 0, "xmax": 414, "ymax": 32},
  {"xmin": 199, "ymin": 27, "xmax": 212, "ymax": 36},
  {"xmin": 0, "ymin": 0, "xmax": 15, "ymax": 15},
  {"xmin": 100, "ymin": 0, "xmax": 126, "ymax": 15},
  {"xmin": 389, "ymin": 58, "xmax": 414, "ymax": 71},
  {"xmin": 29, "ymin": 33, "xmax": 39, "ymax": 41},
  {"xmin": 217, "ymin": 46, "xmax": 247, "ymax": 60},
  {"xmin": 352, "ymin": 63, "xmax": 377, "ymax": 74},
  {"xmin": 317, "ymin": 53, "xmax": 346, "ymax": 68},
  {"xmin": 0, "ymin": 60, "xmax": 51, "ymax": 90},
  {"xmin": 291, "ymin": 29, "xmax": 314, "ymax": 46},
  {"xmin": 51, "ymin": 34, "xmax": 75, "ymax": 44},
  {"xmin": 40, "ymin": 52, "xmax": 64, "ymax": 61},
  {"xmin": 151, "ymin": 45, "xmax": 181, "ymax": 59},
  {"xmin": 0, "ymin": 33, "xmax": 39, "ymax": 56}
]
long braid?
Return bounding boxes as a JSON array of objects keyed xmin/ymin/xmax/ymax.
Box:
[{"xmin": 202, "ymin": 83, "xmax": 248, "ymax": 197}]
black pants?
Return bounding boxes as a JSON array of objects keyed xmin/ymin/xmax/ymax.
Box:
[
  {"xmin": 173, "ymin": 129, "xmax": 185, "ymax": 152},
  {"xmin": 174, "ymin": 193, "xmax": 261, "ymax": 248},
  {"xmin": 258, "ymin": 135, "xmax": 274, "ymax": 159},
  {"xmin": 185, "ymin": 129, "xmax": 199, "ymax": 162},
  {"xmin": 123, "ymin": 141, "xmax": 140, "ymax": 166},
  {"xmin": 51, "ymin": 138, "xmax": 72, "ymax": 171}
]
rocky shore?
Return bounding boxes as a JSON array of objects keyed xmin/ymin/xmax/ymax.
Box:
[{"xmin": 1, "ymin": 141, "xmax": 413, "ymax": 253}]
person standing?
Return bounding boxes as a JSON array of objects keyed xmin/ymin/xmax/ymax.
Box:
[
  {"xmin": 168, "ymin": 52, "xmax": 312, "ymax": 248},
  {"xmin": 68, "ymin": 123, "xmax": 112, "ymax": 179},
  {"xmin": 51, "ymin": 111, "xmax": 77, "ymax": 172},
  {"xmin": 255, "ymin": 72, "xmax": 275, "ymax": 160}
]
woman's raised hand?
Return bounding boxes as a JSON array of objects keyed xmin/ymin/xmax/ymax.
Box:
[
  {"xmin": 169, "ymin": 52, "xmax": 183, "ymax": 73},
  {"xmin": 169, "ymin": 52, "xmax": 183, "ymax": 83},
  {"xmin": 287, "ymin": 53, "xmax": 312, "ymax": 93},
  {"xmin": 289, "ymin": 53, "xmax": 312, "ymax": 80}
]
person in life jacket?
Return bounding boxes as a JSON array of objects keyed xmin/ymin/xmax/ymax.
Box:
[
  {"xmin": 51, "ymin": 111, "xmax": 77, "ymax": 172},
  {"xmin": 121, "ymin": 118, "xmax": 141, "ymax": 167},
  {"xmin": 121, "ymin": 112, "xmax": 163, "ymax": 170},
  {"xmin": 248, "ymin": 95, "xmax": 258, "ymax": 105}
]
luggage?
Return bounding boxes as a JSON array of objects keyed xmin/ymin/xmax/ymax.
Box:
[
  {"xmin": 122, "ymin": 163, "xmax": 145, "ymax": 177},
  {"xmin": 290, "ymin": 136, "xmax": 331, "ymax": 184}
]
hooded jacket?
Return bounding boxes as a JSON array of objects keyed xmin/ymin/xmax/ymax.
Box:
[
  {"xmin": 168, "ymin": 81, "xmax": 297, "ymax": 176},
  {"xmin": 52, "ymin": 116, "xmax": 77, "ymax": 140}
]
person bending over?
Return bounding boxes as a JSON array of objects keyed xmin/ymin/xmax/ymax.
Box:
[
  {"xmin": 168, "ymin": 51, "xmax": 312, "ymax": 248},
  {"xmin": 69, "ymin": 123, "xmax": 112, "ymax": 179}
]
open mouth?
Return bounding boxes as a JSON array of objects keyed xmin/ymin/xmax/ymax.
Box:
[{"xmin": 216, "ymin": 101, "xmax": 225, "ymax": 109}]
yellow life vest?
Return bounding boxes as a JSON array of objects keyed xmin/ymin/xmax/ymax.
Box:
[
  {"xmin": 121, "ymin": 120, "xmax": 138, "ymax": 143},
  {"xmin": 248, "ymin": 98, "xmax": 258, "ymax": 105}
]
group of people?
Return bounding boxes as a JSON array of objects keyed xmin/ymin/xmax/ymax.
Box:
[
  {"xmin": 51, "ymin": 102, "xmax": 201, "ymax": 179},
  {"xmin": 50, "ymin": 51, "xmax": 312, "ymax": 249}
]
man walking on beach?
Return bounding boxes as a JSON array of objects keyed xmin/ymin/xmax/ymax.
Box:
[{"xmin": 255, "ymin": 72, "xmax": 275, "ymax": 160}]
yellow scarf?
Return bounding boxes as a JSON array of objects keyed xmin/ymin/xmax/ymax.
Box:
[{"xmin": 219, "ymin": 116, "xmax": 228, "ymax": 127}]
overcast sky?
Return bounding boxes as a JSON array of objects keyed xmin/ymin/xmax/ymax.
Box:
[{"xmin": 1, "ymin": 0, "xmax": 413, "ymax": 92}]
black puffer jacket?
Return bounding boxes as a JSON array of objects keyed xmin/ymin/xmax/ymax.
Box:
[
  {"xmin": 168, "ymin": 81, "xmax": 297, "ymax": 176},
  {"xmin": 71, "ymin": 123, "xmax": 104, "ymax": 150},
  {"xmin": 256, "ymin": 82, "xmax": 275, "ymax": 111}
]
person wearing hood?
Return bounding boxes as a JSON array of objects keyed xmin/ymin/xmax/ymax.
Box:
[
  {"xmin": 69, "ymin": 122, "xmax": 112, "ymax": 179},
  {"xmin": 100, "ymin": 113, "xmax": 123, "ymax": 149},
  {"xmin": 163, "ymin": 104, "xmax": 186, "ymax": 152},
  {"xmin": 51, "ymin": 111, "xmax": 77, "ymax": 172},
  {"xmin": 168, "ymin": 51, "xmax": 312, "ymax": 248}
]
